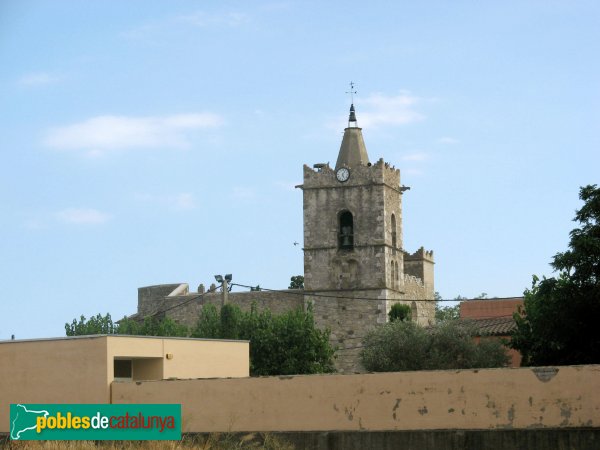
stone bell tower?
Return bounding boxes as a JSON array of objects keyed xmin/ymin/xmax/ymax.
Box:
[
  {"xmin": 302, "ymin": 103, "xmax": 407, "ymax": 294},
  {"xmin": 299, "ymin": 102, "xmax": 435, "ymax": 372}
]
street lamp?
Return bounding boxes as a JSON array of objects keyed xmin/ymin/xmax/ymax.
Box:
[{"xmin": 214, "ymin": 274, "xmax": 232, "ymax": 306}]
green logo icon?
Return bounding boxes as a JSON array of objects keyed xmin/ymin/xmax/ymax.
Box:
[{"xmin": 10, "ymin": 404, "xmax": 181, "ymax": 440}]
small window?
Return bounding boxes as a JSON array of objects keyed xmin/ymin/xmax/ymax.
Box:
[
  {"xmin": 391, "ymin": 214, "xmax": 397, "ymax": 253},
  {"xmin": 114, "ymin": 359, "xmax": 132, "ymax": 380},
  {"xmin": 391, "ymin": 261, "xmax": 395, "ymax": 288},
  {"xmin": 338, "ymin": 211, "xmax": 354, "ymax": 249}
]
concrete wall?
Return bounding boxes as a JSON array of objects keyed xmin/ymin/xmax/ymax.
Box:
[
  {"xmin": 0, "ymin": 335, "xmax": 249, "ymax": 432},
  {"xmin": 111, "ymin": 365, "xmax": 600, "ymax": 433},
  {"xmin": 106, "ymin": 336, "xmax": 249, "ymax": 382},
  {"xmin": 0, "ymin": 336, "xmax": 110, "ymax": 432},
  {"xmin": 161, "ymin": 338, "xmax": 249, "ymax": 379}
]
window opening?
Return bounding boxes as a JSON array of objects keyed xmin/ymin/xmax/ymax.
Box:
[
  {"xmin": 339, "ymin": 211, "xmax": 354, "ymax": 249},
  {"xmin": 391, "ymin": 214, "xmax": 397, "ymax": 253},
  {"xmin": 114, "ymin": 359, "xmax": 132, "ymax": 380}
]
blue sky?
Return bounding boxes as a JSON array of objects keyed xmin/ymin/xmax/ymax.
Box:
[{"xmin": 1, "ymin": 1, "xmax": 598, "ymax": 339}]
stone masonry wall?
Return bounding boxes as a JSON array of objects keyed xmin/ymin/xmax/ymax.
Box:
[
  {"xmin": 139, "ymin": 289, "xmax": 305, "ymax": 328},
  {"xmin": 137, "ymin": 276, "xmax": 434, "ymax": 373}
]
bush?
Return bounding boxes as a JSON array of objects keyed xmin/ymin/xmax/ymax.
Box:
[
  {"xmin": 191, "ymin": 303, "xmax": 336, "ymax": 376},
  {"xmin": 388, "ymin": 303, "xmax": 411, "ymax": 322},
  {"xmin": 361, "ymin": 320, "xmax": 509, "ymax": 372}
]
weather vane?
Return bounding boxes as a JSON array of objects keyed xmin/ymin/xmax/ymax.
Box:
[{"xmin": 346, "ymin": 81, "xmax": 357, "ymax": 104}]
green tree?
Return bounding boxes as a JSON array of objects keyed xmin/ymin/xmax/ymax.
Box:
[
  {"xmin": 435, "ymin": 304, "xmax": 460, "ymax": 323},
  {"xmin": 65, "ymin": 314, "xmax": 188, "ymax": 337},
  {"xmin": 511, "ymin": 185, "xmax": 600, "ymax": 366},
  {"xmin": 388, "ymin": 303, "xmax": 411, "ymax": 322},
  {"xmin": 191, "ymin": 303, "xmax": 335, "ymax": 376},
  {"xmin": 191, "ymin": 303, "xmax": 220, "ymax": 338},
  {"xmin": 435, "ymin": 293, "xmax": 463, "ymax": 323},
  {"xmin": 65, "ymin": 313, "xmax": 116, "ymax": 336},
  {"xmin": 289, "ymin": 275, "xmax": 304, "ymax": 289},
  {"xmin": 361, "ymin": 319, "xmax": 509, "ymax": 372}
]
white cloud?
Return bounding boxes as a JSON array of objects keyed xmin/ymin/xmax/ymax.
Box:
[
  {"xmin": 175, "ymin": 11, "xmax": 249, "ymax": 28},
  {"xmin": 358, "ymin": 92, "xmax": 425, "ymax": 128},
  {"xmin": 18, "ymin": 72, "xmax": 60, "ymax": 87},
  {"xmin": 44, "ymin": 113, "xmax": 224, "ymax": 156},
  {"xmin": 401, "ymin": 152, "xmax": 429, "ymax": 162},
  {"xmin": 134, "ymin": 192, "xmax": 197, "ymax": 211},
  {"xmin": 173, "ymin": 193, "xmax": 196, "ymax": 210},
  {"xmin": 55, "ymin": 208, "xmax": 111, "ymax": 225},
  {"xmin": 437, "ymin": 137, "xmax": 459, "ymax": 144},
  {"xmin": 122, "ymin": 10, "xmax": 249, "ymax": 39}
]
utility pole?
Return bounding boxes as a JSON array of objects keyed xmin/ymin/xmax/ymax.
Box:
[{"xmin": 214, "ymin": 274, "xmax": 232, "ymax": 307}]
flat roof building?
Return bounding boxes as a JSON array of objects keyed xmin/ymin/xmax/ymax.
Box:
[{"xmin": 0, "ymin": 335, "xmax": 249, "ymax": 432}]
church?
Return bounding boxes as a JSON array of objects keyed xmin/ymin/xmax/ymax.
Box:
[{"xmin": 132, "ymin": 102, "xmax": 435, "ymax": 373}]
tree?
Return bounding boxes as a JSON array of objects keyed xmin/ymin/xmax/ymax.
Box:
[
  {"xmin": 65, "ymin": 313, "xmax": 116, "ymax": 336},
  {"xmin": 511, "ymin": 185, "xmax": 600, "ymax": 366},
  {"xmin": 289, "ymin": 275, "xmax": 304, "ymax": 289},
  {"xmin": 65, "ymin": 314, "xmax": 188, "ymax": 337},
  {"xmin": 191, "ymin": 302, "xmax": 336, "ymax": 376},
  {"xmin": 388, "ymin": 303, "xmax": 411, "ymax": 322},
  {"xmin": 435, "ymin": 293, "xmax": 462, "ymax": 323},
  {"xmin": 117, "ymin": 316, "xmax": 188, "ymax": 337},
  {"xmin": 435, "ymin": 304, "xmax": 460, "ymax": 323},
  {"xmin": 361, "ymin": 319, "xmax": 509, "ymax": 372}
]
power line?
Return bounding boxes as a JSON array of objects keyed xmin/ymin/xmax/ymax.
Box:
[
  {"xmin": 231, "ymin": 282, "xmax": 443, "ymax": 302},
  {"xmin": 143, "ymin": 280, "xmax": 521, "ymax": 320}
]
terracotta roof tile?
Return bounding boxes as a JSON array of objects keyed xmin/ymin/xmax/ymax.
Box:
[{"xmin": 460, "ymin": 316, "xmax": 516, "ymax": 336}]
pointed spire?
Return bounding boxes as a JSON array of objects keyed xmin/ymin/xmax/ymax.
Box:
[{"xmin": 335, "ymin": 103, "xmax": 370, "ymax": 170}]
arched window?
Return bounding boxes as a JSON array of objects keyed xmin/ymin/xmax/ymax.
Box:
[
  {"xmin": 391, "ymin": 261, "xmax": 395, "ymax": 288},
  {"xmin": 391, "ymin": 214, "xmax": 397, "ymax": 253},
  {"xmin": 338, "ymin": 211, "xmax": 354, "ymax": 250},
  {"xmin": 395, "ymin": 261, "xmax": 399, "ymax": 284}
]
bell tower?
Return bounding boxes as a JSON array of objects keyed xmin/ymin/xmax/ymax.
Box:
[
  {"xmin": 299, "ymin": 97, "xmax": 434, "ymax": 372},
  {"xmin": 301, "ymin": 103, "xmax": 405, "ymax": 294}
]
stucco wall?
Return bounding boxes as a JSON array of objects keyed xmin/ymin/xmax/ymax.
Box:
[
  {"xmin": 0, "ymin": 336, "xmax": 110, "ymax": 432},
  {"xmin": 161, "ymin": 339, "xmax": 249, "ymax": 379},
  {"xmin": 0, "ymin": 335, "xmax": 249, "ymax": 432},
  {"xmin": 106, "ymin": 336, "xmax": 249, "ymax": 381},
  {"xmin": 111, "ymin": 365, "xmax": 600, "ymax": 433}
]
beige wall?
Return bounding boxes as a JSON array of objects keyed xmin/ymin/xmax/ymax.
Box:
[
  {"xmin": 112, "ymin": 365, "xmax": 600, "ymax": 433},
  {"xmin": 0, "ymin": 337, "xmax": 110, "ymax": 432},
  {"xmin": 0, "ymin": 335, "xmax": 249, "ymax": 432},
  {"xmin": 106, "ymin": 336, "xmax": 248, "ymax": 382},
  {"xmin": 162, "ymin": 339, "xmax": 248, "ymax": 379}
]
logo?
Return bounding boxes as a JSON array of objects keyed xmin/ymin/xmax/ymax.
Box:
[{"xmin": 10, "ymin": 404, "xmax": 181, "ymax": 440}]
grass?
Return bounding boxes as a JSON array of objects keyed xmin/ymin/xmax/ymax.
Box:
[{"xmin": 0, "ymin": 433, "xmax": 295, "ymax": 450}]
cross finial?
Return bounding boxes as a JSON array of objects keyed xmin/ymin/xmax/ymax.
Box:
[{"xmin": 346, "ymin": 81, "xmax": 357, "ymax": 104}]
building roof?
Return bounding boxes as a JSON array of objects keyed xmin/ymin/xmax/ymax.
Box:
[
  {"xmin": 460, "ymin": 316, "xmax": 517, "ymax": 336},
  {"xmin": 335, "ymin": 104, "xmax": 370, "ymax": 170},
  {"xmin": 0, "ymin": 334, "xmax": 249, "ymax": 344}
]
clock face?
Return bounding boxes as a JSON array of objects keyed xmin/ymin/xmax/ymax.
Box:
[{"xmin": 336, "ymin": 167, "xmax": 350, "ymax": 182}]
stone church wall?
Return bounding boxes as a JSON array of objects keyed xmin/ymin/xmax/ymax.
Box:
[
  {"xmin": 137, "ymin": 281, "xmax": 434, "ymax": 373},
  {"xmin": 138, "ymin": 288, "xmax": 305, "ymax": 327}
]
